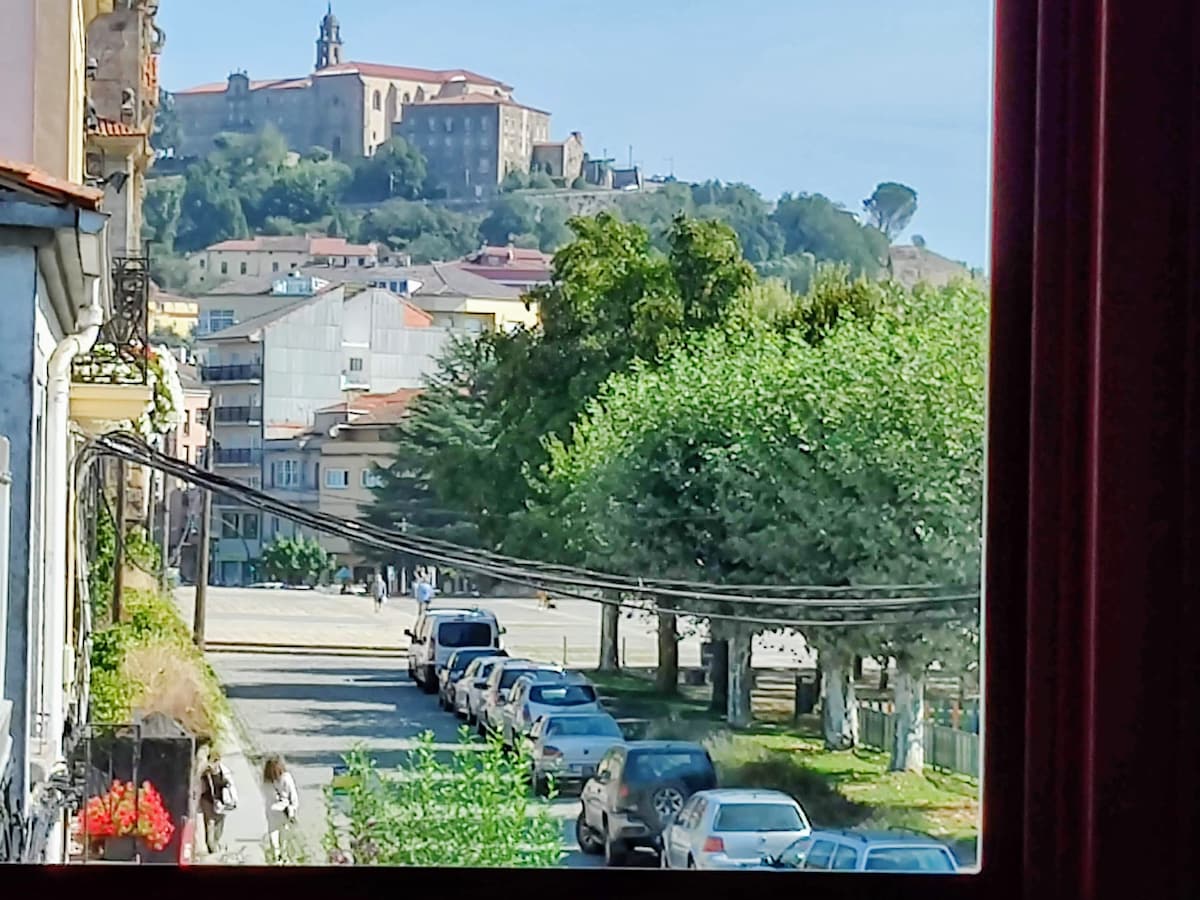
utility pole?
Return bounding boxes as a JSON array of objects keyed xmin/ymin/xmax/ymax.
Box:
[
  {"xmin": 193, "ymin": 399, "xmax": 214, "ymax": 649},
  {"xmin": 112, "ymin": 457, "xmax": 126, "ymax": 623}
]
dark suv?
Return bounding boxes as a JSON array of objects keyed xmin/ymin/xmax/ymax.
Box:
[{"xmin": 576, "ymin": 741, "xmax": 718, "ymax": 866}]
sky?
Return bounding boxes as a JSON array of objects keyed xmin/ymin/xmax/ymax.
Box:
[{"xmin": 157, "ymin": 1, "xmax": 994, "ymax": 268}]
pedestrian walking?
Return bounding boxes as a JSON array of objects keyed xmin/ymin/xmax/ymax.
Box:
[
  {"xmin": 415, "ymin": 575, "xmax": 435, "ymax": 611},
  {"xmin": 371, "ymin": 571, "xmax": 388, "ymax": 612},
  {"xmin": 262, "ymin": 755, "xmax": 299, "ymax": 863},
  {"xmin": 198, "ymin": 748, "xmax": 238, "ymax": 857}
]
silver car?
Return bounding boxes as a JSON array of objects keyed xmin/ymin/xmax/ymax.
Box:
[
  {"xmin": 454, "ymin": 655, "xmax": 509, "ymax": 723},
  {"xmin": 758, "ymin": 829, "xmax": 961, "ymax": 873},
  {"xmin": 660, "ymin": 789, "xmax": 811, "ymax": 870},
  {"xmin": 527, "ymin": 712, "xmax": 624, "ymax": 796}
]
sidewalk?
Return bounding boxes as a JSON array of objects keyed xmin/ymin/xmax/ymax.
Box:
[{"xmin": 194, "ymin": 719, "xmax": 267, "ymax": 866}]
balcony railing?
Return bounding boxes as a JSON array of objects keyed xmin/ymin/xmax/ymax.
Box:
[
  {"xmin": 214, "ymin": 449, "xmax": 262, "ymax": 467},
  {"xmin": 72, "ymin": 257, "xmax": 150, "ymax": 386},
  {"xmin": 202, "ymin": 364, "xmax": 263, "ymax": 383},
  {"xmin": 213, "ymin": 406, "xmax": 262, "ymax": 425}
]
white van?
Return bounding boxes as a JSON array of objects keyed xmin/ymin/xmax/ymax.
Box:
[{"xmin": 406, "ymin": 607, "xmax": 502, "ymax": 693}]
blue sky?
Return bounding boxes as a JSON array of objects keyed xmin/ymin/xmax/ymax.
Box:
[{"xmin": 157, "ymin": 1, "xmax": 993, "ymax": 268}]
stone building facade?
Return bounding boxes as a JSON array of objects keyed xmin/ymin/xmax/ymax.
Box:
[
  {"xmin": 395, "ymin": 89, "xmax": 551, "ymax": 198},
  {"xmin": 173, "ymin": 7, "xmax": 517, "ymax": 161}
]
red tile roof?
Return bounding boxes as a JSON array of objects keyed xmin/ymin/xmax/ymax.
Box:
[
  {"xmin": 0, "ymin": 159, "xmax": 104, "ymax": 211},
  {"xmin": 205, "ymin": 235, "xmax": 378, "ymax": 256},
  {"xmin": 175, "ymin": 76, "xmax": 312, "ymax": 95},
  {"xmin": 316, "ymin": 61, "xmax": 510, "ymax": 89},
  {"xmin": 413, "ymin": 92, "xmax": 548, "ymax": 114},
  {"xmin": 89, "ymin": 117, "xmax": 147, "ymax": 138},
  {"xmin": 319, "ymin": 389, "xmax": 424, "ymax": 424}
]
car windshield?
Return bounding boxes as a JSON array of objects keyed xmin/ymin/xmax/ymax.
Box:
[
  {"xmin": 714, "ymin": 803, "xmax": 805, "ymax": 832},
  {"xmin": 545, "ymin": 716, "xmax": 622, "ymax": 738},
  {"xmin": 438, "ymin": 621, "xmax": 493, "ymax": 648},
  {"xmin": 499, "ymin": 668, "xmax": 537, "ymax": 690},
  {"xmin": 863, "ymin": 847, "xmax": 957, "ymax": 872},
  {"xmin": 529, "ymin": 684, "xmax": 596, "ymax": 706},
  {"xmin": 627, "ymin": 751, "xmax": 712, "ymax": 782},
  {"xmin": 451, "ymin": 649, "xmax": 493, "ymax": 672},
  {"xmin": 478, "ymin": 662, "xmax": 498, "ymax": 679}
]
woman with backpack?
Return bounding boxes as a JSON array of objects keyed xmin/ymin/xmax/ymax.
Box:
[
  {"xmin": 262, "ymin": 754, "xmax": 299, "ymax": 862},
  {"xmin": 198, "ymin": 748, "xmax": 238, "ymax": 857}
]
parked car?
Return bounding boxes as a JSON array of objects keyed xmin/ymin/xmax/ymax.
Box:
[
  {"xmin": 659, "ymin": 789, "xmax": 811, "ymax": 870},
  {"xmin": 758, "ymin": 830, "xmax": 961, "ymax": 873},
  {"xmin": 576, "ymin": 741, "xmax": 718, "ymax": 867},
  {"xmin": 527, "ymin": 712, "xmax": 624, "ymax": 796},
  {"xmin": 406, "ymin": 607, "xmax": 502, "ymax": 693},
  {"xmin": 479, "ymin": 660, "xmax": 558, "ymax": 737},
  {"xmin": 503, "ymin": 671, "xmax": 601, "ymax": 746},
  {"xmin": 438, "ymin": 648, "xmax": 506, "ymax": 711},
  {"xmin": 455, "ymin": 656, "xmax": 513, "ymax": 723}
]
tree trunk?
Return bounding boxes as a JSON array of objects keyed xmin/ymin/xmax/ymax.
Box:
[
  {"xmin": 889, "ymin": 664, "xmax": 926, "ymax": 772},
  {"xmin": 655, "ymin": 608, "xmax": 678, "ymax": 695},
  {"xmin": 820, "ymin": 651, "xmax": 860, "ymax": 750},
  {"xmin": 599, "ymin": 601, "xmax": 620, "ymax": 672},
  {"xmin": 727, "ymin": 628, "xmax": 754, "ymax": 728},
  {"xmin": 709, "ymin": 639, "xmax": 729, "ymax": 714}
]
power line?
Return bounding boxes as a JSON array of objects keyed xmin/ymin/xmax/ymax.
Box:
[{"xmin": 81, "ymin": 433, "xmax": 979, "ymax": 629}]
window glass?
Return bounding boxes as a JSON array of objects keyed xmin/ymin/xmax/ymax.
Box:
[
  {"xmin": 804, "ymin": 841, "xmax": 835, "ymax": 870},
  {"xmin": 831, "ymin": 846, "xmax": 859, "ymax": 871},
  {"xmin": 544, "ymin": 716, "xmax": 621, "ymax": 738},
  {"xmin": 778, "ymin": 837, "xmax": 812, "ymax": 869},
  {"xmin": 863, "ymin": 847, "xmax": 957, "ymax": 873},
  {"xmin": 713, "ymin": 803, "xmax": 804, "ymax": 833},
  {"xmin": 438, "ymin": 621, "xmax": 493, "ymax": 648},
  {"xmin": 529, "ymin": 684, "xmax": 597, "ymax": 706}
]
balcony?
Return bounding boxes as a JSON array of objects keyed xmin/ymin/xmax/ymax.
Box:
[
  {"xmin": 202, "ymin": 364, "xmax": 263, "ymax": 383},
  {"xmin": 341, "ymin": 370, "xmax": 370, "ymax": 391},
  {"xmin": 214, "ymin": 449, "xmax": 262, "ymax": 467},
  {"xmin": 72, "ymin": 257, "xmax": 150, "ymax": 387},
  {"xmin": 213, "ymin": 406, "xmax": 262, "ymax": 425}
]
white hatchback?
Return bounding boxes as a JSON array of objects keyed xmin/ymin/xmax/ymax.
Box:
[
  {"xmin": 527, "ymin": 712, "xmax": 624, "ymax": 796},
  {"xmin": 660, "ymin": 789, "xmax": 812, "ymax": 870},
  {"xmin": 455, "ymin": 655, "xmax": 512, "ymax": 723}
]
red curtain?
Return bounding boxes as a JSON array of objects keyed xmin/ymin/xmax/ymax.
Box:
[{"xmin": 989, "ymin": 1, "xmax": 1200, "ymax": 898}]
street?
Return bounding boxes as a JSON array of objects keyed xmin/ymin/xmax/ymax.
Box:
[{"xmin": 210, "ymin": 650, "xmax": 618, "ymax": 867}]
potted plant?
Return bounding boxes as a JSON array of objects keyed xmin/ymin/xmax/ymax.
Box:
[{"xmin": 77, "ymin": 779, "xmax": 176, "ymax": 862}]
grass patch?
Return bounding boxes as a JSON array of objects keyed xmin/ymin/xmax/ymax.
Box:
[{"xmin": 89, "ymin": 589, "xmax": 230, "ymax": 743}]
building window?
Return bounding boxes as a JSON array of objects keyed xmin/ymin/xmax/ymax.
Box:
[
  {"xmin": 445, "ymin": 136, "xmax": 453, "ymax": 147},
  {"xmin": 199, "ymin": 259, "xmax": 206, "ymax": 269},
  {"xmin": 243, "ymin": 512, "xmax": 260, "ymax": 537},
  {"xmin": 220, "ymin": 513, "xmax": 240, "ymax": 540},
  {"xmin": 465, "ymin": 117, "xmax": 472, "ymax": 132},
  {"xmin": 325, "ymin": 469, "xmax": 350, "ymax": 490},
  {"xmin": 220, "ymin": 262, "xmax": 229, "ymax": 275},
  {"xmin": 427, "ymin": 135, "xmax": 436, "ymax": 147},
  {"xmin": 358, "ymin": 257, "xmax": 367, "ymax": 266},
  {"xmin": 403, "ymin": 92, "xmax": 411, "ymax": 103},
  {"xmin": 362, "ymin": 469, "xmax": 385, "ymax": 489},
  {"xmin": 273, "ymin": 262, "xmax": 280, "ymax": 272},
  {"xmin": 428, "ymin": 118, "xmax": 436, "ymax": 132},
  {"xmin": 349, "ymin": 357, "xmax": 364, "ymax": 372},
  {"xmin": 332, "ymin": 136, "xmax": 343, "ymax": 155},
  {"xmin": 445, "ymin": 117, "xmax": 454, "ymax": 132},
  {"xmin": 373, "ymin": 90, "xmax": 382, "ymax": 111},
  {"xmin": 479, "ymin": 158, "xmax": 490, "ymax": 174},
  {"xmin": 183, "ymin": 410, "xmax": 192, "ymax": 436},
  {"xmin": 274, "ymin": 459, "xmax": 300, "ymax": 488},
  {"xmin": 480, "ymin": 116, "xmax": 488, "ymax": 130},
  {"xmin": 240, "ymin": 262, "xmax": 248, "ymax": 275}
]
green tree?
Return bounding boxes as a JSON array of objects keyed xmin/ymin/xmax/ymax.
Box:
[
  {"xmin": 864, "ymin": 182, "xmax": 919, "ymax": 240},
  {"xmin": 142, "ymin": 177, "xmax": 185, "ymax": 250},
  {"xmin": 534, "ymin": 201, "xmax": 573, "ymax": 252},
  {"xmin": 348, "ymin": 137, "xmax": 428, "ymax": 201},
  {"xmin": 500, "ymin": 170, "xmax": 530, "ymax": 192},
  {"xmin": 174, "ymin": 161, "xmax": 250, "ymax": 252},
  {"xmin": 366, "ymin": 337, "xmax": 498, "ymax": 548},
  {"xmin": 528, "ymin": 170, "xmax": 557, "ymax": 190},
  {"xmin": 356, "ymin": 200, "xmax": 482, "ymax": 259},
  {"xmin": 261, "ymin": 536, "xmax": 333, "ymax": 586},
  {"xmin": 151, "ymin": 88, "xmax": 182, "ymax": 158},
  {"xmin": 771, "ymin": 192, "xmax": 890, "ymax": 275},
  {"xmin": 260, "ymin": 158, "xmax": 353, "ymax": 223},
  {"xmin": 479, "ymin": 195, "xmax": 539, "ymax": 246},
  {"xmin": 540, "ymin": 274, "xmax": 985, "ymax": 743}
]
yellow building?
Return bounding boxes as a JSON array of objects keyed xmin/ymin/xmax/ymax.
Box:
[{"xmin": 150, "ymin": 287, "xmax": 200, "ymax": 338}]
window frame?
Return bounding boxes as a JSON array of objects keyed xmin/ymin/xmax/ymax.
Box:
[{"xmin": 324, "ymin": 468, "xmax": 350, "ymax": 490}]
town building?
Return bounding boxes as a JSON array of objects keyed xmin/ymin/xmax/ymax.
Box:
[
  {"xmin": 197, "ymin": 284, "xmax": 448, "ymax": 585},
  {"xmin": 164, "ymin": 364, "xmax": 209, "ymax": 584},
  {"xmin": 149, "ymin": 286, "xmax": 199, "ymax": 338},
  {"xmin": 173, "ymin": 6, "xmax": 515, "ymax": 161},
  {"xmin": 190, "ymin": 234, "xmax": 380, "ymax": 286},
  {"xmin": 0, "ymin": 0, "xmax": 171, "ymax": 865},
  {"xmin": 263, "ymin": 390, "xmax": 420, "ymax": 581},
  {"xmin": 363, "ymin": 262, "xmax": 537, "ymax": 332},
  {"xmin": 531, "ymin": 132, "xmax": 585, "ymax": 185},
  {"xmin": 459, "ymin": 245, "xmax": 553, "ymax": 290},
  {"xmin": 394, "ymin": 88, "xmax": 552, "ymax": 198},
  {"xmin": 195, "ymin": 271, "xmax": 334, "ymax": 338}
]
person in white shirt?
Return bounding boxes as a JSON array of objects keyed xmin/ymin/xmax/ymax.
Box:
[
  {"xmin": 261, "ymin": 755, "xmax": 299, "ymax": 862},
  {"xmin": 371, "ymin": 572, "xmax": 388, "ymax": 613}
]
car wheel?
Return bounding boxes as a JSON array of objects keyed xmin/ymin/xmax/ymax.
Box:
[
  {"xmin": 575, "ymin": 813, "xmax": 603, "ymax": 856},
  {"xmin": 605, "ymin": 833, "xmax": 629, "ymax": 868},
  {"xmin": 533, "ymin": 774, "xmax": 549, "ymax": 798},
  {"xmin": 649, "ymin": 782, "xmax": 687, "ymax": 828}
]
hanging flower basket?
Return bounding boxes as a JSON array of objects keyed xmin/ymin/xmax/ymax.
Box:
[{"xmin": 77, "ymin": 779, "xmax": 176, "ymax": 858}]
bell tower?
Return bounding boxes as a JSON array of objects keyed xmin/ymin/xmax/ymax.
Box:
[{"xmin": 315, "ymin": 3, "xmax": 344, "ymax": 71}]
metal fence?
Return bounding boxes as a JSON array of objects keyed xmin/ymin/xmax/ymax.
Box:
[{"xmin": 859, "ymin": 708, "xmax": 980, "ymax": 779}]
